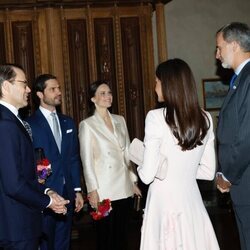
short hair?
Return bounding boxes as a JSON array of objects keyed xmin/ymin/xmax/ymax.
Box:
[
  {"xmin": 32, "ymin": 74, "xmax": 57, "ymax": 106},
  {"xmin": 217, "ymin": 22, "xmax": 250, "ymax": 52},
  {"xmin": 0, "ymin": 64, "xmax": 24, "ymax": 97}
]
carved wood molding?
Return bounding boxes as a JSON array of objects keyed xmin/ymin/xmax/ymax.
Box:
[
  {"xmin": 0, "ymin": 1, "xmax": 172, "ymax": 10},
  {"xmin": 114, "ymin": 6, "xmax": 125, "ymax": 117},
  {"xmin": 155, "ymin": 2, "xmax": 167, "ymax": 63},
  {"xmin": 32, "ymin": 8, "xmax": 42, "ymax": 76},
  {"xmin": 60, "ymin": 7, "xmax": 72, "ymax": 116}
]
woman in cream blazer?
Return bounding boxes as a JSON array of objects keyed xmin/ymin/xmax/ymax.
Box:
[{"xmin": 79, "ymin": 80, "xmax": 141, "ymax": 250}]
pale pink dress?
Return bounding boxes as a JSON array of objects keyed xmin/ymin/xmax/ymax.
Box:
[{"xmin": 138, "ymin": 108, "xmax": 220, "ymax": 250}]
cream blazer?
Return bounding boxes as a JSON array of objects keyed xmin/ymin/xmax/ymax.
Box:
[{"xmin": 79, "ymin": 111, "xmax": 137, "ymax": 201}]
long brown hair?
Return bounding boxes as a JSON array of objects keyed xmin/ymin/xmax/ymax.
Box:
[{"xmin": 156, "ymin": 58, "xmax": 210, "ymax": 151}]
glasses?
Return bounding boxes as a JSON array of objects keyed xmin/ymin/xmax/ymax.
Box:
[
  {"xmin": 15, "ymin": 80, "xmax": 28, "ymax": 84},
  {"xmin": 11, "ymin": 79, "xmax": 29, "ymax": 88}
]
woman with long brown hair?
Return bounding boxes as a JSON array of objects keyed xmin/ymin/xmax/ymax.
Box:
[{"xmin": 138, "ymin": 59, "xmax": 219, "ymax": 249}]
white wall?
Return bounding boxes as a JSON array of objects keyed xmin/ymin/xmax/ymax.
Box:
[{"xmin": 153, "ymin": 0, "xmax": 250, "ymax": 123}]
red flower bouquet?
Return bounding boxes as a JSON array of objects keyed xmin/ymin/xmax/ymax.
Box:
[
  {"xmin": 37, "ymin": 158, "xmax": 52, "ymax": 184},
  {"xmin": 90, "ymin": 199, "xmax": 112, "ymax": 220}
]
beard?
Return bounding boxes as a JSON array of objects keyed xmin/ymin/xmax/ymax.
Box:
[
  {"xmin": 221, "ymin": 54, "xmax": 233, "ymax": 69},
  {"xmin": 221, "ymin": 61, "xmax": 231, "ymax": 69},
  {"xmin": 43, "ymin": 96, "xmax": 61, "ymax": 107}
]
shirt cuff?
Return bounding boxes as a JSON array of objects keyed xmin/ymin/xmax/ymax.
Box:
[
  {"xmin": 44, "ymin": 188, "xmax": 51, "ymax": 195},
  {"xmin": 46, "ymin": 197, "xmax": 52, "ymax": 208},
  {"xmin": 216, "ymin": 172, "xmax": 229, "ymax": 181}
]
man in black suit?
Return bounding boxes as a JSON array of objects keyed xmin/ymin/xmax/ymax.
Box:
[
  {"xmin": 0, "ymin": 64, "xmax": 69, "ymax": 250},
  {"xmin": 216, "ymin": 22, "xmax": 250, "ymax": 250}
]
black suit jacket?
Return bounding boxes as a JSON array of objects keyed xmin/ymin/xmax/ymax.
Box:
[
  {"xmin": 217, "ymin": 61, "xmax": 250, "ymax": 205},
  {"xmin": 0, "ymin": 104, "xmax": 50, "ymax": 243}
]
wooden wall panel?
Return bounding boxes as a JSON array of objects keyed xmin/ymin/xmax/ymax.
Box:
[
  {"xmin": 94, "ymin": 18, "xmax": 118, "ymax": 114},
  {"xmin": 67, "ymin": 19, "xmax": 90, "ymax": 125},
  {"xmin": 0, "ymin": 23, "xmax": 6, "ymax": 64},
  {"xmin": 0, "ymin": 4, "xmax": 156, "ymax": 140},
  {"xmin": 12, "ymin": 21, "xmax": 35, "ymax": 84},
  {"xmin": 120, "ymin": 17, "xmax": 145, "ymax": 140},
  {"xmin": 12, "ymin": 21, "xmax": 35, "ymax": 117}
]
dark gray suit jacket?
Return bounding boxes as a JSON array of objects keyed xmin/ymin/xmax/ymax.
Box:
[{"xmin": 217, "ymin": 61, "xmax": 250, "ymax": 205}]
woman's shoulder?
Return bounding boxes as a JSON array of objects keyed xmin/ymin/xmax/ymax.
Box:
[
  {"xmin": 146, "ymin": 108, "xmax": 165, "ymax": 120},
  {"xmin": 201, "ymin": 109, "xmax": 213, "ymax": 124},
  {"xmin": 79, "ymin": 115, "xmax": 95, "ymax": 126}
]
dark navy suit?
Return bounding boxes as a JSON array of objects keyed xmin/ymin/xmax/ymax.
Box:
[
  {"xmin": 217, "ymin": 61, "xmax": 250, "ymax": 249},
  {"xmin": 0, "ymin": 104, "xmax": 50, "ymax": 249},
  {"xmin": 26, "ymin": 109, "xmax": 81, "ymax": 250}
]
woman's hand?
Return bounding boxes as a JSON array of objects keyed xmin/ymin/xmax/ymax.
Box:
[
  {"xmin": 88, "ymin": 190, "xmax": 100, "ymax": 209},
  {"xmin": 133, "ymin": 182, "xmax": 142, "ymax": 197}
]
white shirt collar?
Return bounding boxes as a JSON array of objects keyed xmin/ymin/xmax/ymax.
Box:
[
  {"xmin": 39, "ymin": 106, "xmax": 56, "ymax": 118},
  {"xmin": 0, "ymin": 100, "xmax": 19, "ymax": 117},
  {"xmin": 235, "ymin": 58, "xmax": 250, "ymax": 75}
]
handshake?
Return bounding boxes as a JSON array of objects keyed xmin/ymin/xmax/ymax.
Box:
[{"xmin": 46, "ymin": 189, "xmax": 70, "ymax": 215}]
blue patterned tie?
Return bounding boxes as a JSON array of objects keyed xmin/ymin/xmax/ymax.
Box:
[
  {"xmin": 18, "ymin": 115, "xmax": 33, "ymax": 140},
  {"xmin": 230, "ymin": 74, "xmax": 237, "ymax": 89}
]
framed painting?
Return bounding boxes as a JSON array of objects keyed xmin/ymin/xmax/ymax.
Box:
[{"xmin": 202, "ymin": 78, "xmax": 229, "ymax": 111}]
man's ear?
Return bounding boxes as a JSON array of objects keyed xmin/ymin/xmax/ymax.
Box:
[
  {"xmin": 36, "ymin": 91, "xmax": 43, "ymax": 99},
  {"xmin": 1, "ymin": 80, "xmax": 10, "ymax": 95},
  {"xmin": 232, "ymin": 41, "xmax": 240, "ymax": 52}
]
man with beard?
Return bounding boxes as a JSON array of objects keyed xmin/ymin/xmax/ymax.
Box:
[
  {"xmin": 26, "ymin": 74, "xmax": 84, "ymax": 250},
  {"xmin": 216, "ymin": 22, "xmax": 250, "ymax": 250}
]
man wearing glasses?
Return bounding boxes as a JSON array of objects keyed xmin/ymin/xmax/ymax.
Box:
[{"xmin": 0, "ymin": 64, "xmax": 69, "ymax": 250}]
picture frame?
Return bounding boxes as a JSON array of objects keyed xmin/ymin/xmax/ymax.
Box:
[{"xmin": 202, "ymin": 78, "xmax": 229, "ymax": 111}]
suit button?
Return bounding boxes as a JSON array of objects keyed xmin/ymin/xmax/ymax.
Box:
[{"xmin": 109, "ymin": 166, "xmax": 112, "ymax": 169}]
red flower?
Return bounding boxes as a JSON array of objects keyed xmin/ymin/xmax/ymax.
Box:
[
  {"xmin": 36, "ymin": 158, "xmax": 52, "ymax": 184},
  {"xmin": 37, "ymin": 158, "xmax": 50, "ymax": 166},
  {"xmin": 90, "ymin": 199, "xmax": 112, "ymax": 220}
]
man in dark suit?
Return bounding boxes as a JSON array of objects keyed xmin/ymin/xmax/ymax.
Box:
[
  {"xmin": 0, "ymin": 64, "xmax": 69, "ymax": 250},
  {"xmin": 26, "ymin": 74, "xmax": 83, "ymax": 250},
  {"xmin": 216, "ymin": 22, "xmax": 250, "ymax": 250}
]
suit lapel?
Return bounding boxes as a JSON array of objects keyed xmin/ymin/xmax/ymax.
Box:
[
  {"xmin": 36, "ymin": 110, "xmax": 68, "ymax": 154},
  {"xmin": 113, "ymin": 118, "xmax": 126, "ymax": 150},
  {"xmin": 0, "ymin": 104, "xmax": 32, "ymax": 142},
  {"xmin": 219, "ymin": 83, "xmax": 237, "ymax": 114},
  {"xmin": 36, "ymin": 109, "xmax": 54, "ymax": 137},
  {"xmin": 220, "ymin": 62, "xmax": 250, "ymax": 115},
  {"xmin": 93, "ymin": 112, "xmax": 121, "ymax": 147},
  {"xmin": 58, "ymin": 114, "xmax": 68, "ymax": 152},
  {"xmin": 218, "ymin": 62, "xmax": 250, "ymax": 135}
]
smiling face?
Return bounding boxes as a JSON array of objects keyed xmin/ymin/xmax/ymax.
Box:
[
  {"xmin": 4, "ymin": 67, "xmax": 31, "ymax": 109},
  {"xmin": 216, "ymin": 32, "xmax": 234, "ymax": 69},
  {"xmin": 91, "ymin": 83, "xmax": 113, "ymax": 109},
  {"xmin": 37, "ymin": 79, "xmax": 62, "ymax": 111}
]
